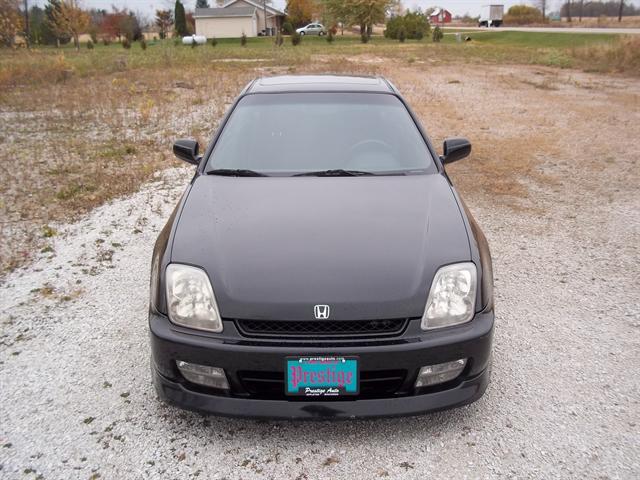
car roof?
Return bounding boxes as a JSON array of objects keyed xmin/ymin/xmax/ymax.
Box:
[{"xmin": 245, "ymin": 75, "xmax": 396, "ymax": 94}]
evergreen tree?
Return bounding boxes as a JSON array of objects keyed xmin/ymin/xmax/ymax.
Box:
[{"xmin": 174, "ymin": 0, "xmax": 187, "ymax": 36}]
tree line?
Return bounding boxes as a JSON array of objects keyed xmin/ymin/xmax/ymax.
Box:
[
  {"xmin": 0, "ymin": 0, "xmax": 196, "ymax": 48},
  {"xmin": 560, "ymin": 1, "xmax": 638, "ymax": 21}
]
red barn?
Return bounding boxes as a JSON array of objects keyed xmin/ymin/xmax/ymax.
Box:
[{"xmin": 429, "ymin": 8, "xmax": 452, "ymax": 24}]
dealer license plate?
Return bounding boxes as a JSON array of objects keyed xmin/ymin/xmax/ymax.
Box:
[{"xmin": 285, "ymin": 356, "xmax": 359, "ymax": 397}]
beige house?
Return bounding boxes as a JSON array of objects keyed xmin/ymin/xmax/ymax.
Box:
[{"xmin": 194, "ymin": 0, "xmax": 285, "ymax": 38}]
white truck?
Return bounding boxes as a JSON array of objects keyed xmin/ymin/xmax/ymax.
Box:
[{"xmin": 479, "ymin": 5, "xmax": 504, "ymax": 27}]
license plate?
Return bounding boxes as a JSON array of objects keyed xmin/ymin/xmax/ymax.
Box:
[{"xmin": 285, "ymin": 356, "xmax": 359, "ymax": 397}]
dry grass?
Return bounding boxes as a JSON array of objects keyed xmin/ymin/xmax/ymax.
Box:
[
  {"xmin": 1, "ymin": 34, "xmax": 638, "ymax": 275},
  {"xmin": 571, "ymin": 35, "xmax": 640, "ymax": 74}
]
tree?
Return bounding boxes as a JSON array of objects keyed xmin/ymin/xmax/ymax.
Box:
[
  {"xmin": 560, "ymin": 1, "xmax": 638, "ymax": 18},
  {"xmin": 619, "ymin": 0, "xmax": 624, "ymax": 22},
  {"xmin": 155, "ymin": 9, "xmax": 172, "ymax": 39},
  {"xmin": 323, "ymin": 0, "xmax": 349, "ymax": 34},
  {"xmin": 42, "ymin": 0, "xmax": 69, "ymax": 45},
  {"xmin": 347, "ymin": 0, "xmax": 389, "ymax": 38},
  {"xmin": 49, "ymin": 0, "xmax": 89, "ymax": 51},
  {"xmin": 99, "ymin": 8, "xmax": 141, "ymax": 42},
  {"xmin": 196, "ymin": 0, "xmax": 210, "ymax": 8},
  {"xmin": 285, "ymin": 0, "xmax": 314, "ymax": 28},
  {"xmin": 0, "ymin": 0, "xmax": 23, "ymax": 47},
  {"xmin": 503, "ymin": 5, "xmax": 543, "ymax": 25},
  {"xmin": 384, "ymin": 11, "xmax": 429, "ymax": 39},
  {"xmin": 537, "ymin": 0, "xmax": 546, "ymax": 21},
  {"xmin": 174, "ymin": 0, "xmax": 187, "ymax": 36},
  {"xmin": 28, "ymin": 4, "xmax": 45, "ymax": 44}
]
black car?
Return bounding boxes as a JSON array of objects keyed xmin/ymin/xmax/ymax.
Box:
[{"xmin": 149, "ymin": 75, "xmax": 494, "ymax": 419}]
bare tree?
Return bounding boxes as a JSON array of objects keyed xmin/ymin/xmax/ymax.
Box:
[
  {"xmin": 566, "ymin": 0, "xmax": 572, "ymax": 22},
  {"xmin": 23, "ymin": 0, "xmax": 28, "ymax": 47},
  {"xmin": 618, "ymin": 0, "xmax": 624, "ymax": 22},
  {"xmin": 537, "ymin": 0, "xmax": 546, "ymax": 21},
  {"xmin": 579, "ymin": 0, "xmax": 584, "ymax": 21}
]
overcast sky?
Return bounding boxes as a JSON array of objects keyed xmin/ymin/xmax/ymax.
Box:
[{"xmin": 26, "ymin": 0, "xmax": 640, "ymax": 21}]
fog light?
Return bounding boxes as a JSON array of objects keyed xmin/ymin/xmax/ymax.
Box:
[
  {"xmin": 177, "ymin": 361, "xmax": 229, "ymax": 389},
  {"xmin": 415, "ymin": 359, "xmax": 467, "ymax": 388}
]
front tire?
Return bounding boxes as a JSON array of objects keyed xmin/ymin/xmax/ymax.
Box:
[
  {"xmin": 319, "ymin": 31, "xmax": 325, "ymax": 36},
  {"xmin": 299, "ymin": 31, "xmax": 305, "ymax": 36}
]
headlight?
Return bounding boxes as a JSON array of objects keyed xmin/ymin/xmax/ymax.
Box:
[
  {"xmin": 421, "ymin": 262, "xmax": 477, "ymax": 330},
  {"xmin": 165, "ymin": 264, "xmax": 223, "ymax": 332}
]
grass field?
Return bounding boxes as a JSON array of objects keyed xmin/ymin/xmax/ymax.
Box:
[
  {"xmin": 0, "ymin": 30, "xmax": 638, "ymax": 274},
  {"xmin": 0, "ymin": 31, "xmax": 636, "ymax": 89}
]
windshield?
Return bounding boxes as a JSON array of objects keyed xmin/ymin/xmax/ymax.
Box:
[{"xmin": 205, "ymin": 93, "xmax": 436, "ymax": 176}]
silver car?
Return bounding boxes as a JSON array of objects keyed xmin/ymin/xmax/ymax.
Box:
[{"xmin": 296, "ymin": 23, "xmax": 327, "ymax": 36}]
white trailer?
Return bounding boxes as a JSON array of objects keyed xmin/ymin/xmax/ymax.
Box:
[{"xmin": 479, "ymin": 5, "xmax": 504, "ymax": 27}]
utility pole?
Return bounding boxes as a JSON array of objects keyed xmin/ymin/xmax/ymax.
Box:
[
  {"xmin": 24, "ymin": 0, "xmax": 30, "ymax": 48},
  {"xmin": 263, "ymin": 0, "xmax": 268, "ymax": 35}
]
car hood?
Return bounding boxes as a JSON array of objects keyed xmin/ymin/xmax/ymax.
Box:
[{"xmin": 171, "ymin": 174, "xmax": 471, "ymax": 321}]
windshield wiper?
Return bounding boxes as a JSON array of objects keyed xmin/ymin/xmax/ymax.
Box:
[
  {"xmin": 293, "ymin": 169, "xmax": 375, "ymax": 177},
  {"xmin": 208, "ymin": 168, "xmax": 268, "ymax": 177}
]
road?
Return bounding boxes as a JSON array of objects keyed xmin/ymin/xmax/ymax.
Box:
[{"xmin": 444, "ymin": 25, "xmax": 640, "ymax": 34}]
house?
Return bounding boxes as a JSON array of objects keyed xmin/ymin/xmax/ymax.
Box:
[
  {"xmin": 429, "ymin": 8, "xmax": 452, "ymax": 24},
  {"xmin": 194, "ymin": 0, "xmax": 285, "ymax": 39}
]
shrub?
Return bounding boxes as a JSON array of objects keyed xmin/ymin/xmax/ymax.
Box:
[
  {"xmin": 432, "ymin": 26, "xmax": 443, "ymax": 43},
  {"xmin": 385, "ymin": 12, "xmax": 430, "ymax": 40},
  {"xmin": 503, "ymin": 5, "xmax": 543, "ymax": 25},
  {"xmin": 274, "ymin": 32, "xmax": 284, "ymax": 46},
  {"xmin": 326, "ymin": 30, "xmax": 334, "ymax": 43},
  {"xmin": 173, "ymin": 37, "xmax": 180, "ymax": 46},
  {"xmin": 140, "ymin": 38, "xmax": 147, "ymax": 50},
  {"xmin": 282, "ymin": 21, "xmax": 294, "ymax": 35},
  {"xmin": 210, "ymin": 37, "xmax": 217, "ymax": 47},
  {"xmin": 102, "ymin": 38, "xmax": 111, "ymax": 46},
  {"xmin": 291, "ymin": 32, "xmax": 301, "ymax": 46},
  {"xmin": 122, "ymin": 38, "xmax": 131, "ymax": 49},
  {"xmin": 398, "ymin": 27, "xmax": 406, "ymax": 43},
  {"xmin": 86, "ymin": 40, "xmax": 94, "ymax": 50},
  {"xmin": 360, "ymin": 33, "xmax": 369, "ymax": 43},
  {"xmin": 241, "ymin": 33, "xmax": 247, "ymax": 46}
]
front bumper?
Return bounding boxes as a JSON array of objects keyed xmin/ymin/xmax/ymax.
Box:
[{"xmin": 149, "ymin": 310, "xmax": 494, "ymax": 420}]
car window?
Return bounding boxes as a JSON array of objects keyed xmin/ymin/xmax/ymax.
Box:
[{"xmin": 206, "ymin": 93, "xmax": 436, "ymax": 176}]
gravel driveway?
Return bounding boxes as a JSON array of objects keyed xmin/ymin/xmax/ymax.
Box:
[{"xmin": 1, "ymin": 70, "xmax": 639, "ymax": 478}]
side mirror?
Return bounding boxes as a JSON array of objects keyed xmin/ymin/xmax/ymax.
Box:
[
  {"xmin": 441, "ymin": 137, "xmax": 471, "ymax": 165},
  {"xmin": 173, "ymin": 139, "xmax": 200, "ymax": 165}
]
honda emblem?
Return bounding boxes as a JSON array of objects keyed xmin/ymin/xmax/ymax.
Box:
[{"xmin": 314, "ymin": 305, "xmax": 330, "ymax": 319}]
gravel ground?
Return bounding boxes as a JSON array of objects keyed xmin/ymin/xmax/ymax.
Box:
[{"xmin": 1, "ymin": 67, "xmax": 639, "ymax": 479}]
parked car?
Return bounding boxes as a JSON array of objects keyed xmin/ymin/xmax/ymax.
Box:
[
  {"xmin": 295, "ymin": 23, "xmax": 326, "ymax": 35},
  {"xmin": 149, "ymin": 75, "xmax": 494, "ymax": 419}
]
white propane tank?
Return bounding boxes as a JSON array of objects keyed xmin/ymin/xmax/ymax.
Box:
[{"xmin": 182, "ymin": 35, "xmax": 207, "ymax": 45}]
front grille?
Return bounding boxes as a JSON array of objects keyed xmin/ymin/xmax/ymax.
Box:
[
  {"xmin": 235, "ymin": 318, "xmax": 408, "ymax": 339},
  {"xmin": 237, "ymin": 369, "xmax": 407, "ymax": 400}
]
